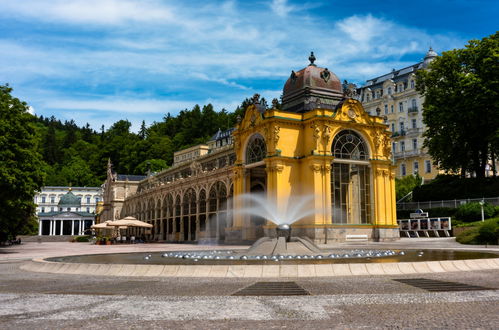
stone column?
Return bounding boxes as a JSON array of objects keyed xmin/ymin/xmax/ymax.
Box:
[
  {"xmin": 49, "ymin": 220, "xmax": 53, "ymax": 236},
  {"xmin": 60, "ymin": 221, "xmax": 63, "ymax": 235},
  {"xmin": 38, "ymin": 220, "xmax": 42, "ymax": 235},
  {"xmin": 159, "ymin": 201, "xmax": 164, "ymax": 240},
  {"xmin": 71, "ymin": 220, "xmax": 74, "ymax": 235}
]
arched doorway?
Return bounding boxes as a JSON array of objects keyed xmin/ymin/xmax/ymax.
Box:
[
  {"xmin": 331, "ymin": 130, "xmax": 372, "ymax": 224},
  {"xmin": 245, "ymin": 133, "xmax": 267, "ymax": 240},
  {"xmin": 183, "ymin": 189, "xmax": 196, "ymax": 241}
]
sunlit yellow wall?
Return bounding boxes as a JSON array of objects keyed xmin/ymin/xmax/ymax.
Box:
[{"xmin": 231, "ymin": 99, "xmax": 398, "ymax": 241}]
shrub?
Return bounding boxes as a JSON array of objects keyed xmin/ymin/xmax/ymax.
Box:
[
  {"xmin": 412, "ymin": 175, "xmax": 499, "ymax": 201},
  {"xmin": 456, "ymin": 227, "xmax": 480, "ymax": 244},
  {"xmin": 74, "ymin": 236, "xmax": 90, "ymax": 242},
  {"xmin": 456, "ymin": 218, "xmax": 499, "ymax": 245},
  {"xmin": 478, "ymin": 222, "xmax": 499, "ymax": 244},
  {"xmin": 455, "ymin": 202, "xmax": 495, "ymax": 222}
]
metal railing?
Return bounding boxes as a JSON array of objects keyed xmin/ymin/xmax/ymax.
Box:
[
  {"xmin": 397, "ymin": 197, "xmax": 499, "ymax": 210},
  {"xmin": 394, "ymin": 150, "xmax": 421, "ymax": 159},
  {"xmin": 391, "ymin": 130, "xmax": 406, "ymax": 137}
]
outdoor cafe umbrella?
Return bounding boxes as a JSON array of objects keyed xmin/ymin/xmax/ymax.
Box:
[
  {"xmin": 107, "ymin": 217, "xmax": 153, "ymax": 241},
  {"xmin": 90, "ymin": 222, "xmax": 113, "ymax": 229},
  {"xmin": 107, "ymin": 217, "xmax": 153, "ymax": 228}
]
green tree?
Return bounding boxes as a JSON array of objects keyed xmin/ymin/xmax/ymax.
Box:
[
  {"xmin": 138, "ymin": 120, "xmax": 147, "ymax": 140},
  {"xmin": 59, "ymin": 156, "xmax": 100, "ymax": 186},
  {"xmin": 0, "ymin": 85, "xmax": 45, "ymax": 241},
  {"xmin": 416, "ymin": 32, "xmax": 499, "ymax": 177},
  {"xmin": 135, "ymin": 159, "xmax": 168, "ymax": 174},
  {"xmin": 395, "ymin": 174, "xmax": 422, "ymax": 201}
]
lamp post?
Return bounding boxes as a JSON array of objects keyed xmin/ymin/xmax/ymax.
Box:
[{"xmin": 479, "ymin": 199, "xmax": 485, "ymax": 222}]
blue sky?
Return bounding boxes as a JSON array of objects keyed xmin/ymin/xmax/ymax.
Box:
[{"xmin": 1, "ymin": 0, "xmax": 497, "ymax": 131}]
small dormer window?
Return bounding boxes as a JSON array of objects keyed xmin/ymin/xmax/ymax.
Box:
[
  {"xmin": 410, "ymin": 80, "xmax": 415, "ymax": 88},
  {"xmin": 387, "ymin": 87, "xmax": 392, "ymax": 95}
]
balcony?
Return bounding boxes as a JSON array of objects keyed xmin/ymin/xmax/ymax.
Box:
[
  {"xmin": 391, "ymin": 130, "xmax": 406, "ymax": 138},
  {"xmin": 394, "ymin": 150, "xmax": 421, "ymax": 160},
  {"xmin": 406, "ymin": 127, "xmax": 423, "ymax": 137},
  {"xmin": 408, "ymin": 106, "xmax": 419, "ymax": 114}
]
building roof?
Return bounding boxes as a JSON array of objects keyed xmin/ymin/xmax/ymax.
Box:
[
  {"xmin": 116, "ymin": 174, "xmax": 147, "ymax": 181},
  {"xmin": 282, "ymin": 52, "xmax": 344, "ymax": 113},
  {"xmin": 37, "ymin": 211, "xmax": 95, "ymax": 218},
  {"xmin": 58, "ymin": 190, "xmax": 81, "ymax": 206},
  {"xmin": 210, "ymin": 128, "xmax": 235, "ymax": 141},
  {"xmin": 361, "ymin": 48, "xmax": 438, "ymax": 90}
]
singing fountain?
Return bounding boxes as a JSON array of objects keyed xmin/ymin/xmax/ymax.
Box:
[{"xmin": 42, "ymin": 193, "xmax": 499, "ymax": 268}]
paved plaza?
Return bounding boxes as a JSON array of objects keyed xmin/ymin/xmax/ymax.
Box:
[{"xmin": 0, "ymin": 239, "xmax": 498, "ymax": 329}]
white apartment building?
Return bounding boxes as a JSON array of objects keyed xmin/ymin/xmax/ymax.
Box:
[
  {"xmin": 34, "ymin": 186, "xmax": 102, "ymax": 214},
  {"xmin": 358, "ymin": 48, "xmax": 439, "ymax": 181}
]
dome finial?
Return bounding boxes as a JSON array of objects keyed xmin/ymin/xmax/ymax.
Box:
[{"xmin": 308, "ymin": 51, "xmax": 316, "ymax": 66}]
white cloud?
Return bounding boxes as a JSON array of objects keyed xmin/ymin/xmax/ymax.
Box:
[
  {"xmin": 270, "ymin": 0, "xmax": 294, "ymax": 17},
  {"xmin": 44, "ymin": 98, "xmax": 191, "ymax": 114},
  {"xmin": 0, "ymin": 0, "xmax": 467, "ymax": 131},
  {"xmin": 1, "ymin": 0, "xmax": 175, "ymax": 25}
]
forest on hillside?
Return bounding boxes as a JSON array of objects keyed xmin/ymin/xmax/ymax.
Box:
[{"xmin": 33, "ymin": 97, "xmax": 264, "ymax": 187}]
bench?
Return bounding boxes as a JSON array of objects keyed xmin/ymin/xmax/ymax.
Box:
[{"xmin": 345, "ymin": 234, "xmax": 368, "ymax": 242}]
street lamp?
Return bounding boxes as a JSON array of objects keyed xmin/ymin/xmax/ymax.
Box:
[{"xmin": 479, "ymin": 199, "xmax": 485, "ymax": 222}]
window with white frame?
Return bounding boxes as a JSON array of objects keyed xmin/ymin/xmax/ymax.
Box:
[
  {"xmin": 401, "ymin": 164, "xmax": 406, "ymax": 176},
  {"xmin": 412, "ymin": 139, "xmax": 418, "ymax": 150},
  {"xmin": 384, "ymin": 104, "xmax": 388, "ymax": 114},
  {"xmin": 400, "ymin": 141, "xmax": 405, "ymax": 152},
  {"xmin": 399, "ymin": 102, "xmax": 403, "ymax": 112},
  {"xmin": 412, "ymin": 119, "xmax": 417, "ymax": 129},
  {"xmin": 414, "ymin": 161, "xmax": 419, "ymax": 174},
  {"xmin": 410, "ymin": 80, "xmax": 415, "ymax": 88},
  {"xmin": 425, "ymin": 160, "xmax": 432, "ymax": 173}
]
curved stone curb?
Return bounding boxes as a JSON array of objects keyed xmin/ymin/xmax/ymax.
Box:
[{"xmin": 20, "ymin": 257, "xmax": 499, "ymax": 278}]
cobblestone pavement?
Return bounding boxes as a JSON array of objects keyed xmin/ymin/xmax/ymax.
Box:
[{"xmin": 0, "ymin": 241, "xmax": 498, "ymax": 329}]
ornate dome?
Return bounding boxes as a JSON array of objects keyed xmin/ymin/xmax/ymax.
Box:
[
  {"xmin": 58, "ymin": 190, "xmax": 81, "ymax": 207},
  {"xmin": 282, "ymin": 52, "xmax": 344, "ymax": 113},
  {"xmin": 423, "ymin": 47, "xmax": 438, "ymax": 67}
]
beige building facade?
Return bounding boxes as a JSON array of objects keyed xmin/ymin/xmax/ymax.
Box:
[{"xmin": 359, "ymin": 48, "xmax": 439, "ymax": 181}]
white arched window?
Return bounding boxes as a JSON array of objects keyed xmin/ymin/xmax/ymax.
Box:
[
  {"xmin": 245, "ymin": 134, "xmax": 266, "ymax": 164},
  {"xmin": 332, "ymin": 130, "xmax": 368, "ymax": 160},
  {"xmin": 331, "ymin": 130, "xmax": 371, "ymax": 225}
]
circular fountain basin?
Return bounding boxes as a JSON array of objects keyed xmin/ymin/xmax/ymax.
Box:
[{"xmin": 46, "ymin": 249, "xmax": 499, "ymax": 265}]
